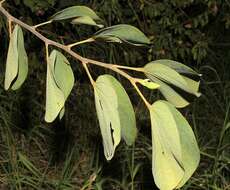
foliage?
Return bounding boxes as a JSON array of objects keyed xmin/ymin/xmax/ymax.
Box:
[{"xmin": 0, "ymin": 0, "xmax": 229, "ymax": 190}]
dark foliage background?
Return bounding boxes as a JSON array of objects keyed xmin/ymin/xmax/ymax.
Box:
[{"xmin": 0, "ymin": 0, "xmax": 230, "ymax": 189}]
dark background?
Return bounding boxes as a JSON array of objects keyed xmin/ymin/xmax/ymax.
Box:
[{"xmin": 0, "ymin": 0, "xmax": 230, "ymax": 189}]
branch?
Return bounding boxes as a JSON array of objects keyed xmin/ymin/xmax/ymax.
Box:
[{"xmin": 0, "ymin": 4, "xmax": 151, "ymax": 107}]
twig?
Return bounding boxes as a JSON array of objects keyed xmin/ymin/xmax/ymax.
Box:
[{"xmin": 0, "ymin": 4, "xmax": 151, "ymax": 107}]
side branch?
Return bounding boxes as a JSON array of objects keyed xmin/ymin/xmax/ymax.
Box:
[{"xmin": 0, "ymin": 5, "xmax": 151, "ymax": 107}]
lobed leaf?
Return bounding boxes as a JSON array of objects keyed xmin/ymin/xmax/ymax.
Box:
[
  {"xmin": 150, "ymin": 101, "xmax": 200, "ymax": 190},
  {"xmin": 94, "ymin": 75, "xmax": 137, "ymax": 160},
  {"xmin": 4, "ymin": 25, "xmax": 28, "ymax": 90},
  {"xmin": 93, "ymin": 24, "xmax": 150, "ymax": 46}
]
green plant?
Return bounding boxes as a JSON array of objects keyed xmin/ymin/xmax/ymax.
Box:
[{"xmin": 0, "ymin": 1, "xmax": 202, "ymax": 189}]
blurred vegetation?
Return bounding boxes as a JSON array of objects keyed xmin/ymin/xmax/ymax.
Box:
[{"xmin": 0, "ymin": 0, "xmax": 230, "ymax": 189}]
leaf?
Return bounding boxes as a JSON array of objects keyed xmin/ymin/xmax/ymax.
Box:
[
  {"xmin": 71, "ymin": 16, "xmax": 104, "ymax": 28},
  {"xmin": 11, "ymin": 26, "xmax": 28, "ymax": 90},
  {"xmin": 49, "ymin": 50, "xmax": 74, "ymax": 119},
  {"xmin": 4, "ymin": 25, "xmax": 28, "ymax": 90},
  {"xmin": 151, "ymin": 76, "xmax": 189, "ymax": 108},
  {"xmin": 93, "ymin": 24, "xmax": 150, "ymax": 46},
  {"xmin": 150, "ymin": 101, "xmax": 200, "ymax": 190},
  {"xmin": 50, "ymin": 6, "xmax": 102, "ymax": 27},
  {"xmin": 50, "ymin": 50, "xmax": 74, "ymax": 100},
  {"xmin": 136, "ymin": 79, "xmax": 160, "ymax": 90},
  {"xmin": 94, "ymin": 77, "xmax": 121, "ymax": 160},
  {"xmin": 151, "ymin": 59, "xmax": 201, "ymax": 76},
  {"xmin": 45, "ymin": 62, "xmax": 65, "ymax": 123},
  {"xmin": 103, "ymin": 75, "xmax": 137, "ymax": 146},
  {"xmin": 144, "ymin": 61, "xmax": 201, "ymax": 107},
  {"xmin": 94, "ymin": 75, "xmax": 137, "ymax": 159}
]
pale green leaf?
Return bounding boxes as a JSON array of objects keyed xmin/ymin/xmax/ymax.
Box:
[
  {"xmin": 152, "ymin": 76, "xmax": 189, "ymax": 108},
  {"xmin": 94, "ymin": 77, "xmax": 121, "ymax": 160},
  {"xmin": 150, "ymin": 101, "xmax": 200, "ymax": 190},
  {"xmin": 144, "ymin": 62, "xmax": 201, "ymax": 107},
  {"xmin": 4, "ymin": 25, "xmax": 19, "ymax": 90},
  {"xmin": 45, "ymin": 62, "xmax": 65, "ymax": 123},
  {"xmin": 136, "ymin": 79, "xmax": 160, "ymax": 90},
  {"xmin": 151, "ymin": 59, "xmax": 201, "ymax": 76},
  {"xmin": 50, "ymin": 50, "xmax": 74, "ymax": 100},
  {"xmin": 11, "ymin": 25, "xmax": 28, "ymax": 90},
  {"xmin": 94, "ymin": 74, "xmax": 137, "ymax": 159},
  {"xmin": 93, "ymin": 24, "xmax": 150, "ymax": 46},
  {"xmin": 50, "ymin": 6, "xmax": 102, "ymax": 27},
  {"xmin": 101, "ymin": 75, "xmax": 137, "ymax": 146},
  {"xmin": 71, "ymin": 16, "xmax": 104, "ymax": 28}
]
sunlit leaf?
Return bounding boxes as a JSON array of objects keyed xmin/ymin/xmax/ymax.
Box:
[
  {"xmin": 150, "ymin": 101, "xmax": 200, "ymax": 190},
  {"xmin": 4, "ymin": 25, "xmax": 28, "ymax": 90},
  {"xmin": 93, "ymin": 24, "xmax": 150, "ymax": 46},
  {"xmin": 50, "ymin": 6, "xmax": 102, "ymax": 27}
]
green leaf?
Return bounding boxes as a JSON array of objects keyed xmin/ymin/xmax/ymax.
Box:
[
  {"xmin": 136, "ymin": 79, "xmax": 160, "ymax": 90},
  {"xmin": 11, "ymin": 26, "xmax": 28, "ymax": 90},
  {"xmin": 45, "ymin": 50, "xmax": 74, "ymax": 122},
  {"xmin": 93, "ymin": 24, "xmax": 150, "ymax": 46},
  {"xmin": 150, "ymin": 101, "xmax": 200, "ymax": 190},
  {"xmin": 94, "ymin": 77, "xmax": 121, "ymax": 160},
  {"xmin": 50, "ymin": 6, "xmax": 102, "ymax": 27},
  {"xmin": 102, "ymin": 75, "xmax": 137, "ymax": 146},
  {"xmin": 4, "ymin": 25, "xmax": 28, "ymax": 90},
  {"xmin": 151, "ymin": 59, "xmax": 201, "ymax": 76},
  {"xmin": 71, "ymin": 16, "xmax": 104, "ymax": 28},
  {"xmin": 45, "ymin": 62, "xmax": 65, "ymax": 123},
  {"xmin": 94, "ymin": 75, "xmax": 137, "ymax": 159},
  {"xmin": 151, "ymin": 76, "xmax": 189, "ymax": 108},
  {"xmin": 144, "ymin": 61, "xmax": 201, "ymax": 107},
  {"xmin": 50, "ymin": 50, "xmax": 74, "ymax": 100}
]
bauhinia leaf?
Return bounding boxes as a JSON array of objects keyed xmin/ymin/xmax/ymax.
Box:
[
  {"xmin": 45, "ymin": 50, "xmax": 74, "ymax": 122},
  {"xmin": 150, "ymin": 101, "xmax": 200, "ymax": 190},
  {"xmin": 93, "ymin": 24, "xmax": 150, "ymax": 46},
  {"xmin": 94, "ymin": 75, "xmax": 137, "ymax": 160},
  {"xmin": 4, "ymin": 25, "xmax": 28, "ymax": 90},
  {"xmin": 144, "ymin": 60, "xmax": 201, "ymax": 108},
  {"xmin": 50, "ymin": 6, "xmax": 103, "ymax": 27}
]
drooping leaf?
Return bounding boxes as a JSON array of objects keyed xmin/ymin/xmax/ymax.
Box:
[
  {"xmin": 150, "ymin": 101, "xmax": 200, "ymax": 190},
  {"xmin": 94, "ymin": 77, "xmax": 121, "ymax": 160},
  {"xmin": 50, "ymin": 6, "xmax": 102, "ymax": 27},
  {"xmin": 11, "ymin": 26, "xmax": 28, "ymax": 90},
  {"xmin": 94, "ymin": 75, "xmax": 137, "ymax": 159},
  {"xmin": 144, "ymin": 61, "xmax": 201, "ymax": 107},
  {"xmin": 93, "ymin": 24, "xmax": 150, "ymax": 46},
  {"xmin": 102, "ymin": 75, "xmax": 137, "ymax": 146},
  {"xmin": 4, "ymin": 25, "xmax": 28, "ymax": 90},
  {"xmin": 50, "ymin": 50, "xmax": 74, "ymax": 100},
  {"xmin": 45, "ymin": 62, "xmax": 65, "ymax": 123},
  {"xmin": 45, "ymin": 50, "xmax": 74, "ymax": 122}
]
